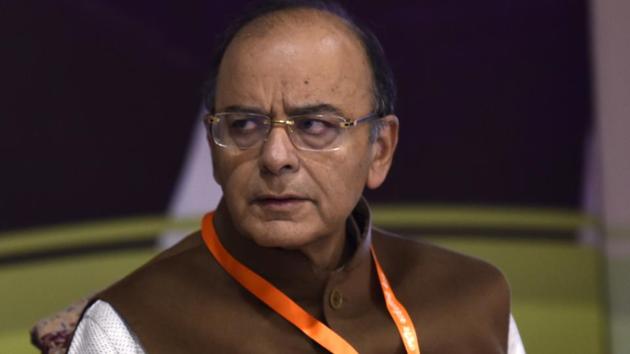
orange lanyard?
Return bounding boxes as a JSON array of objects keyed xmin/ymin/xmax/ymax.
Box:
[{"xmin": 201, "ymin": 212, "xmax": 421, "ymax": 354}]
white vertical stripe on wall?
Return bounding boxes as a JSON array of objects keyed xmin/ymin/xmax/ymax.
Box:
[
  {"xmin": 160, "ymin": 106, "xmax": 222, "ymax": 249},
  {"xmin": 591, "ymin": 0, "xmax": 630, "ymax": 352}
]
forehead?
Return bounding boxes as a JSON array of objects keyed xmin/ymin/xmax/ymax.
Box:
[{"xmin": 215, "ymin": 9, "xmax": 373, "ymax": 115}]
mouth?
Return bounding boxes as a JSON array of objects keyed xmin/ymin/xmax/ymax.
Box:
[{"xmin": 251, "ymin": 194, "xmax": 311, "ymax": 211}]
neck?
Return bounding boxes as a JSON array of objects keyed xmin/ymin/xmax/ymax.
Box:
[{"xmin": 299, "ymin": 226, "xmax": 351, "ymax": 271}]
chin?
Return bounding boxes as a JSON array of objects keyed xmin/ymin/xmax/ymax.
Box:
[{"xmin": 246, "ymin": 221, "xmax": 319, "ymax": 250}]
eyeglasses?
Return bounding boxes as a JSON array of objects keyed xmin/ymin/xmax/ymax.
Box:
[{"xmin": 204, "ymin": 111, "xmax": 381, "ymax": 151}]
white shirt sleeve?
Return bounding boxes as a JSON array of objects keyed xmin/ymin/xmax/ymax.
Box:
[
  {"xmin": 69, "ymin": 300, "xmax": 526, "ymax": 354},
  {"xmin": 508, "ymin": 314, "xmax": 527, "ymax": 354},
  {"xmin": 68, "ymin": 300, "xmax": 145, "ymax": 354}
]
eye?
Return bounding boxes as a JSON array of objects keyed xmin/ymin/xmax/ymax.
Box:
[
  {"xmin": 226, "ymin": 115, "xmax": 262, "ymax": 134},
  {"xmin": 294, "ymin": 116, "xmax": 336, "ymax": 136}
]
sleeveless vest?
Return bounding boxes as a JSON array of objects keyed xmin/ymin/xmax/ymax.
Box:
[{"xmin": 98, "ymin": 201, "xmax": 510, "ymax": 353}]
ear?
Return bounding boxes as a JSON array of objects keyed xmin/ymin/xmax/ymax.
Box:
[{"xmin": 366, "ymin": 115, "xmax": 399, "ymax": 189}]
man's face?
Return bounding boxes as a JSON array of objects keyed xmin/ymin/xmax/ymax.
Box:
[{"xmin": 211, "ymin": 12, "xmax": 396, "ymax": 249}]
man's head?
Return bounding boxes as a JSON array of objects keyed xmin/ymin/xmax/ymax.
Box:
[{"xmin": 206, "ymin": 1, "xmax": 399, "ymax": 257}]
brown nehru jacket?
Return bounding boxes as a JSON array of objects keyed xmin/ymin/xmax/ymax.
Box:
[{"xmin": 95, "ymin": 199, "xmax": 511, "ymax": 354}]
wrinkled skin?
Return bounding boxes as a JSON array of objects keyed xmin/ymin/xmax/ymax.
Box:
[{"xmin": 210, "ymin": 10, "xmax": 398, "ymax": 269}]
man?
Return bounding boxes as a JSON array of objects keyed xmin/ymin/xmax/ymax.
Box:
[{"xmin": 68, "ymin": 1, "xmax": 525, "ymax": 353}]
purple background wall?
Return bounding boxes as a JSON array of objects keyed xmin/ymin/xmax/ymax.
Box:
[{"xmin": 1, "ymin": 0, "xmax": 591, "ymax": 231}]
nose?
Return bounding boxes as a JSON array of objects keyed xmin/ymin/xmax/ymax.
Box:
[{"xmin": 259, "ymin": 125, "xmax": 299, "ymax": 175}]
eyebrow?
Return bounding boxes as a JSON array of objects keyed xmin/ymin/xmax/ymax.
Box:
[
  {"xmin": 222, "ymin": 105, "xmax": 267, "ymax": 114},
  {"xmin": 220, "ymin": 103, "xmax": 346, "ymax": 117},
  {"xmin": 286, "ymin": 103, "xmax": 345, "ymax": 117}
]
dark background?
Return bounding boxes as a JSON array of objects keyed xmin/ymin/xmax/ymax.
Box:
[{"xmin": 1, "ymin": 0, "xmax": 591, "ymax": 231}]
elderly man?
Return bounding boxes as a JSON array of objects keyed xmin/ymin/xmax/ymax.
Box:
[{"xmin": 68, "ymin": 1, "xmax": 525, "ymax": 353}]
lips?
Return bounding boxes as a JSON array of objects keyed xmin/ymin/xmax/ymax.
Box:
[
  {"xmin": 252, "ymin": 194, "xmax": 311, "ymax": 211},
  {"xmin": 254, "ymin": 194, "xmax": 309, "ymax": 203}
]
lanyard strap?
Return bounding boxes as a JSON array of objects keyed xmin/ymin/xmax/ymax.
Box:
[
  {"xmin": 371, "ymin": 248, "xmax": 420, "ymax": 354},
  {"xmin": 201, "ymin": 212, "xmax": 420, "ymax": 354}
]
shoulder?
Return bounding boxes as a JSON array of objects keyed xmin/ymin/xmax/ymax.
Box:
[
  {"xmin": 112, "ymin": 231, "xmax": 208, "ymax": 280},
  {"xmin": 371, "ymin": 227, "xmax": 511, "ymax": 314},
  {"xmin": 97, "ymin": 231, "xmax": 225, "ymax": 308},
  {"xmin": 371, "ymin": 227, "xmax": 512, "ymax": 350},
  {"xmin": 146, "ymin": 230, "xmax": 205, "ymax": 265},
  {"xmin": 372, "ymin": 227, "xmax": 508, "ymax": 286}
]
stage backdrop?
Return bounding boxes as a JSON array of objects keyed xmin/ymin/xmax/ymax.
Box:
[{"xmin": 2, "ymin": 0, "xmax": 590, "ymax": 231}]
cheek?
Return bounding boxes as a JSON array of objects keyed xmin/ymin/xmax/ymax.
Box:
[
  {"xmin": 311, "ymin": 151, "xmax": 370, "ymax": 209},
  {"xmin": 341, "ymin": 159, "xmax": 370, "ymax": 198},
  {"xmin": 214, "ymin": 152, "xmax": 257, "ymax": 197}
]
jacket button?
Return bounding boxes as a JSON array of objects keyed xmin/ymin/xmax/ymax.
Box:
[{"xmin": 329, "ymin": 289, "xmax": 343, "ymax": 310}]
